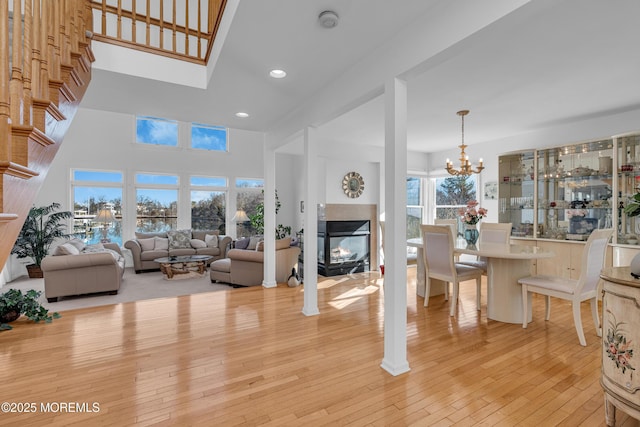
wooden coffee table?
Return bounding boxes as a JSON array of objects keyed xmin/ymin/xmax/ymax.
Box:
[{"xmin": 153, "ymin": 255, "xmax": 213, "ymax": 279}]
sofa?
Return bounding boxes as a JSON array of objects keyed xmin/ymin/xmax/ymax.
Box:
[
  {"xmin": 41, "ymin": 240, "xmax": 126, "ymax": 302},
  {"xmin": 124, "ymin": 229, "xmax": 232, "ymax": 273},
  {"xmin": 210, "ymin": 236, "xmax": 300, "ymax": 287}
]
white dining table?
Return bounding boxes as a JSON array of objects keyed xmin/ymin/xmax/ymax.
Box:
[{"xmin": 407, "ymin": 237, "xmax": 555, "ymax": 324}]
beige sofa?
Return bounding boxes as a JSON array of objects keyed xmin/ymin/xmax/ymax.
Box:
[
  {"xmin": 210, "ymin": 237, "xmax": 300, "ymax": 287},
  {"xmin": 41, "ymin": 241, "xmax": 125, "ymax": 303},
  {"xmin": 124, "ymin": 230, "xmax": 232, "ymax": 273}
]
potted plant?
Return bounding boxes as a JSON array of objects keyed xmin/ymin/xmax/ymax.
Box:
[
  {"xmin": 11, "ymin": 202, "xmax": 74, "ymax": 278},
  {"xmin": 249, "ymin": 190, "xmax": 292, "ymax": 239},
  {"xmin": 0, "ymin": 289, "xmax": 60, "ymax": 330}
]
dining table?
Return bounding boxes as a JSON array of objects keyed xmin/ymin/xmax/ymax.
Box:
[{"xmin": 407, "ymin": 237, "xmax": 555, "ymax": 324}]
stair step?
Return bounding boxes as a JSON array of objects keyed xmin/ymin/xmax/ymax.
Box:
[
  {"xmin": 0, "ymin": 213, "xmax": 19, "ymax": 222},
  {"xmin": 0, "ymin": 161, "xmax": 39, "ymax": 179}
]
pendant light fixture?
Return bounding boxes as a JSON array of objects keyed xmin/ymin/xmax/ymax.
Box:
[{"xmin": 445, "ymin": 110, "xmax": 484, "ymax": 176}]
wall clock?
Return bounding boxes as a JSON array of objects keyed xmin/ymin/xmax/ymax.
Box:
[{"xmin": 342, "ymin": 171, "xmax": 364, "ymax": 198}]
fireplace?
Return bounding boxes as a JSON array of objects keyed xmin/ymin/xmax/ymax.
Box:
[{"xmin": 318, "ymin": 220, "xmax": 370, "ymax": 276}]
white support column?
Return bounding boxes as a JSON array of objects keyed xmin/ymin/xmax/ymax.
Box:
[
  {"xmin": 263, "ymin": 139, "xmax": 277, "ymax": 288},
  {"xmin": 303, "ymin": 126, "xmax": 320, "ymax": 316},
  {"xmin": 380, "ymin": 77, "xmax": 410, "ymax": 376}
]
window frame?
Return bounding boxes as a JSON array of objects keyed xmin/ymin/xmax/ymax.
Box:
[{"xmin": 70, "ymin": 169, "xmax": 124, "ymax": 245}]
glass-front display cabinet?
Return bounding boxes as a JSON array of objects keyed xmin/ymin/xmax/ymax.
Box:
[
  {"xmin": 498, "ymin": 151, "xmax": 535, "ymax": 237},
  {"xmin": 536, "ymin": 139, "xmax": 614, "ymax": 240},
  {"xmin": 617, "ymin": 133, "xmax": 640, "ymax": 243}
]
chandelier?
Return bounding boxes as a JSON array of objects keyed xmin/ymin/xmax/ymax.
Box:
[{"xmin": 445, "ymin": 110, "xmax": 484, "ymax": 176}]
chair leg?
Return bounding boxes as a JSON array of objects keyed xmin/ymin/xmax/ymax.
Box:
[
  {"xmin": 590, "ymin": 297, "xmax": 601, "ymax": 337},
  {"xmin": 573, "ymin": 300, "xmax": 587, "ymax": 346},
  {"xmin": 544, "ymin": 296, "xmax": 551, "ymax": 321},
  {"xmin": 476, "ymin": 277, "xmax": 481, "ymax": 311},
  {"xmin": 521, "ymin": 284, "xmax": 529, "ymax": 329},
  {"xmin": 450, "ymin": 281, "xmax": 459, "ymax": 317},
  {"xmin": 424, "ymin": 278, "xmax": 431, "ymax": 307}
]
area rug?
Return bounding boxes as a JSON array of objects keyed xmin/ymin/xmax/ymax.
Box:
[{"xmin": 4, "ymin": 267, "xmax": 232, "ymax": 312}]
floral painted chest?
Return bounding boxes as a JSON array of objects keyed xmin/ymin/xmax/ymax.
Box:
[{"xmin": 601, "ymin": 267, "xmax": 640, "ymax": 426}]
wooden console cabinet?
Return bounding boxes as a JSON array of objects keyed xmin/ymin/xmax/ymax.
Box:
[{"xmin": 600, "ymin": 267, "xmax": 640, "ymax": 426}]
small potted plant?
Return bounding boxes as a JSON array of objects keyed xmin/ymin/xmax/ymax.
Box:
[
  {"xmin": 11, "ymin": 202, "xmax": 73, "ymax": 278},
  {"xmin": 0, "ymin": 289, "xmax": 60, "ymax": 330}
]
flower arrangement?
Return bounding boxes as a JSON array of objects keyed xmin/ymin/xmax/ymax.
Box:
[{"xmin": 458, "ymin": 200, "xmax": 487, "ymax": 225}]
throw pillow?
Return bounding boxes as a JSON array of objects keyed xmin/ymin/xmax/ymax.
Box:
[
  {"xmin": 247, "ymin": 236, "xmax": 263, "ymax": 251},
  {"xmin": 138, "ymin": 237, "xmax": 156, "ymax": 251},
  {"xmin": 56, "ymin": 242, "xmax": 80, "ymax": 255},
  {"xmin": 190, "ymin": 239, "xmax": 207, "ymax": 249},
  {"xmin": 256, "ymin": 241, "xmax": 264, "ymax": 252},
  {"xmin": 82, "ymin": 247, "xmax": 121, "ymax": 261},
  {"xmin": 276, "ymin": 237, "xmax": 292, "ymax": 250},
  {"xmin": 234, "ymin": 237, "xmax": 250, "ymax": 250},
  {"xmin": 83, "ymin": 243, "xmax": 105, "ymax": 252},
  {"xmin": 154, "ymin": 237, "xmax": 169, "ymax": 250},
  {"xmin": 67, "ymin": 238, "xmax": 86, "ymax": 252},
  {"xmin": 204, "ymin": 234, "xmax": 219, "ymax": 248},
  {"xmin": 167, "ymin": 229, "xmax": 192, "ymax": 249}
]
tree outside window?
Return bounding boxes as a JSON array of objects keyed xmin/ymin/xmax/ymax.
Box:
[{"xmin": 435, "ymin": 176, "xmax": 478, "ymax": 234}]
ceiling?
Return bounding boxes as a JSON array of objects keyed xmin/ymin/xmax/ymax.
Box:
[{"xmin": 80, "ymin": 0, "xmax": 640, "ymax": 155}]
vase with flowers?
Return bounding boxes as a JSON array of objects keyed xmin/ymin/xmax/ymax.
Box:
[{"xmin": 459, "ymin": 200, "xmax": 487, "ymax": 245}]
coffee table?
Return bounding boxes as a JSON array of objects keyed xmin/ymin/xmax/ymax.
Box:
[{"xmin": 153, "ymin": 255, "xmax": 213, "ymax": 279}]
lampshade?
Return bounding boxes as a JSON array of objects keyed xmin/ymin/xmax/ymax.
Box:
[
  {"xmin": 232, "ymin": 209, "xmax": 249, "ymax": 223},
  {"xmin": 94, "ymin": 208, "xmax": 115, "ymax": 223}
]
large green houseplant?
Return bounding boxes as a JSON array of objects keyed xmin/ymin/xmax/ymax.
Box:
[
  {"xmin": 11, "ymin": 203, "xmax": 73, "ymax": 278},
  {"xmin": 249, "ymin": 190, "xmax": 292, "ymax": 239}
]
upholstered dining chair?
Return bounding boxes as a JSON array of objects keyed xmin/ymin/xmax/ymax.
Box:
[
  {"xmin": 420, "ymin": 224, "xmax": 483, "ymax": 317},
  {"xmin": 517, "ymin": 228, "xmax": 613, "ymax": 346},
  {"xmin": 457, "ymin": 222, "xmax": 512, "ymax": 274},
  {"xmin": 434, "ymin": 218, "xmax": 458, "ymax": 261}
]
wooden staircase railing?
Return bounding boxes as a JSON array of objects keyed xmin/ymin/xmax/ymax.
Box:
[
  {"xmin": 89, "ymin": 0, "xmax": 226, "ymax": 65},
  {"xmin": 0, "ymin": 0, "xmax": 94, "ymax": 273}
]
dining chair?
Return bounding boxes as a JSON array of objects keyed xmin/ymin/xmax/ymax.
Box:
[
  {"xmin": 458, "ymin": 222, "xmax": 512, "ymax": 273},
  {"xmin": 517, "ymin": 228, "xmax": 613, "ymax": 346},
  {"xmin": 420, "ymin": 224, "xmax": 483, "ymax": 316},
  {"xmin": 434, "ymin": 218, "xmax": 459, "ymax": 261}
]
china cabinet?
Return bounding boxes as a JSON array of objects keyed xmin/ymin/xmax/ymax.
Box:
[
  {"xmin": 616, "ymin": 133, "xmax": 640, "ymax": 243},
  {"xmin": 536, "ymin": 138, "xmax": 614, "ymax": 241},
  {"xmin": 498, "ymin": 151, "xmax": 535, "ymax": 237}
]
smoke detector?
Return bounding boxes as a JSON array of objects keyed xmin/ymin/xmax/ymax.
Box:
[{"xmin": 318, "ymin": 10, "xmax": 339, "ymax": 28}]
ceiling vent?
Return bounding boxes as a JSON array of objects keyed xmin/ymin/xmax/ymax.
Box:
[{"xmin": 318, "ymin": 11, "xmax": 339, "ymax": 28}]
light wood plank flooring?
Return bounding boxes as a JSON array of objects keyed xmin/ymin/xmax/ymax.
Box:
[{"xmin": 1, "ymin": 269, "xmax": 638, "ymax": 426}]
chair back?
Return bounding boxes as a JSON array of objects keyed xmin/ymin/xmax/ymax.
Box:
[
  {"xmin": 479, "ymin": 222, "xmax": 512, "ymax": 245},
  {"xmin": 421, "ymin": 224, "xmax": 455, "ymax": 280},
  {"xmin": 434, "ymin": 218, "xmax": 457, "ymax": 243},
  {"xmin": 578, "ymin": 228, "xmax": 613, "ymax": 293}
]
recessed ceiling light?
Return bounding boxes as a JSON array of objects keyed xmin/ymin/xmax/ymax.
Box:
[
  {"xmin": 270, "ymin": 69, "xmax": 287, "ymax": 79},
  {"xmin": 235, "ymin": 112, "xmax": 249, "ymax": 118}
]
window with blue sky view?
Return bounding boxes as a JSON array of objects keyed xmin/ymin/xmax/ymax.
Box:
[{"xmin": 136, "ymin": 116, "xmax": 178, "ymax": 146}]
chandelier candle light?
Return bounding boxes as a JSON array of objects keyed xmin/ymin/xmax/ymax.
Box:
[{"xmin": 445, "ymin": 110, "xmax": 485, "ymax": 176}]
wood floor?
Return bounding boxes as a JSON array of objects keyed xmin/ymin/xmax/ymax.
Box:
[{"xmin": 1, "ymin": 269, "xmax": 639, "ymax": 426}]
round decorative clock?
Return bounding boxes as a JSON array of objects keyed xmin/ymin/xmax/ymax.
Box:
[{"xmin": 342, "ymin": 171, "xmax": 364, "ymax": 198}]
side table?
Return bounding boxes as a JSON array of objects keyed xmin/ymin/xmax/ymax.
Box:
[{"xmin": 600, "ymin": 266, "xmax": 640, "ymax": 426}]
